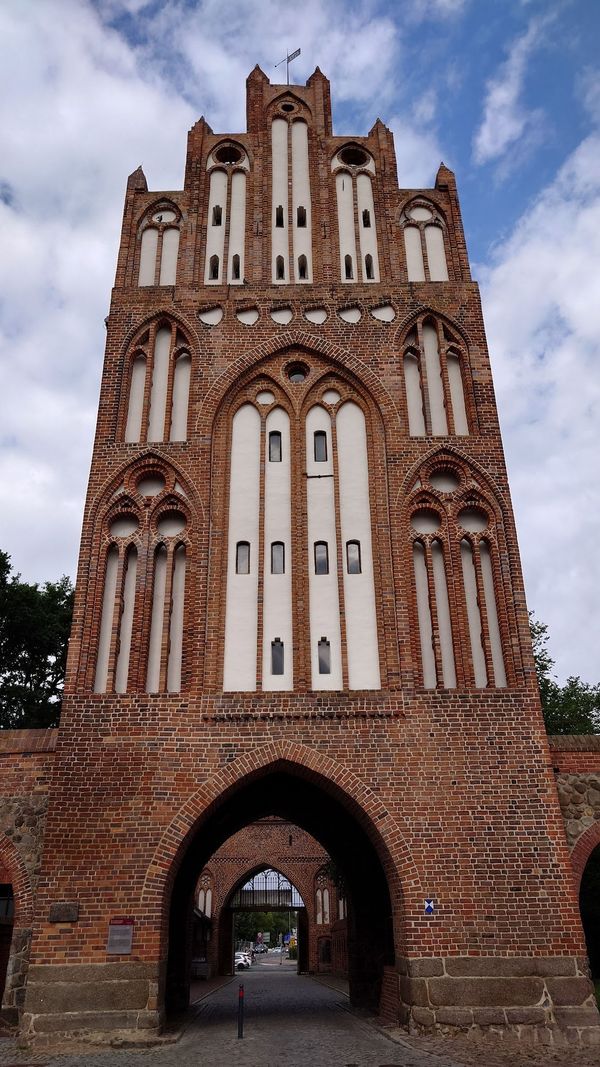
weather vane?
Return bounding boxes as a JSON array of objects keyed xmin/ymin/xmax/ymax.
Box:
[{"xmin": 274, "ymin": 47, "xmax": 301, "ymax": 85}]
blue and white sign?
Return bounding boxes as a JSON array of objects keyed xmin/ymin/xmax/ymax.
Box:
[{"xmin": 424, "ymin": 899, "xmax": 435, "ymax": 914}]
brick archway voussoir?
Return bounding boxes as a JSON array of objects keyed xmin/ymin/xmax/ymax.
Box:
[
  {"xmin": 570, "ymin": 819, "xmax": 600, "ymax": 892},
  {"xmin": 0, "ymin": 833, "xmax": 34, "ymax": 925}
]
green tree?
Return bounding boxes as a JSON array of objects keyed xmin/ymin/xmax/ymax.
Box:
[
  {"xmin": 530, "ymin": 614, "xmax": 600, "ymax": 735},
  {"xmin": 0, "ymin": 551, "xmax": 74, "ymax": 729}
]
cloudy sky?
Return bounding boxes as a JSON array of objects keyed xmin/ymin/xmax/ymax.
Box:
[{"xmin": 0, "ymin": 0, "xmax": 598, "ymax": 684}]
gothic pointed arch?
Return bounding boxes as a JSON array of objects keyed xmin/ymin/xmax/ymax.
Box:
[{"xmin": 118, "ymin": 313, "xmax": 196, "ymax": 445}]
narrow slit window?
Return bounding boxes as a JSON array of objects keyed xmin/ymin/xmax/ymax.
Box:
[
  {"xmin": 232, "ymin": 254, "xmax": 240, "ymax": 280},
  {"xmin": 346, "ymin": 540, "xmax": 361, "ymax": 574},
  {"xmin": 271, "ymin": 638, "xmax": 284, "ymax": 675},
  {"xmin": 314, "ymin": 430, "xmax": 327, "ymax": 462},
  {"xmin": 271, "ymin": 542, "xmax": 285, "ymax": 574},
  {"xmin": 318, "ymin": 637, "xmax": 331, "ymax": 674},
  {"xmin": 276, "ymin": 255, "xmax": 285, "ymax": 280},
  {"xmin": 362, "ymin": 208, "xmax": 371, "ymax": 228},
  {"xmin": 314, "ymin": 541, "xmax": 329, "ymax": 575},
  {"xmin": 212, "ymin": 205, "xmax": 222, "ymax": 226},
  {"xmin": 365, "ymin": 253, "xmax": 374, "ymax": 280},
  {"xmin": 298, "ymin": 255, "xmax": 308, "ymax": 279},
  {"xmin": 269, "ymin": 430, "xmax": 282, "ymax": 462},
  {"xmin": 235, "ymin": 540, "xmax": 250, "ymax": 574},
  {"xmin": 344, "ymin": 254, "xmax": 353, "ymax": 280},
  {"xmin": 275, "ymin": 205, "xmax": 284, "ymax": 227},
  {"xmin": 209, "ymin": 254, "xmax": 219, "ymax": 280},
  {"xmin": 297, "ymin": 206, "xmax": 307, "ymax": 227}
]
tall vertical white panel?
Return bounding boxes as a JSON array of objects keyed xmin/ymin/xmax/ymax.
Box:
[
  {"xmin": 146, "ymin": 545, "xmax": 167, "ymax": 693},
  {"xmin": 413, "ymin": 542, "xmax": 436, "ymax": 688},
  {"xmin": 447, "ymin": 354, "xmax": 469, "ymax": 435},
  {"xmin": 204, "ymin": 169, "xmax": 228, "ymax": 284},
  {"xmin": 159, "ymin": 227, "xmax": 180, "ymax": 285},
  {"xmin": 223, "ymin": 404, "xmax": 261, "ymax": 691},
  {"xmin": 271, "ymin": 118, "xmax": 289, "ymax": 283},
  {"xmin": 431, "ymin": 540, "xmax": 456, "ymax": 687},
  {"xmin": 404, "ymin": 353, "xmax": 426, "ymax": 436},
  {"xmin": 479, "ymin": 542, "xmax": 506, "ymax": 687},
  {"xmin": 115, "ymin": 546, "xmax": 138, "ymax": 693},
  {"xmin": 147, "ymin": 327, "xmax": 171, "ymax": 442},
  {"xmin": 356, "ymin": 174, "xmax": 380, "ymax": 282},
  {"xmin": 423, "ymin": 323, "xmax": 448, "ymax": 435},
  {"xmin": 404, "ymin": 226, "xmax": 425, "ymax": 281},
  {"xmin": 306, "ymin": 406, "xmax": 342, "ymax": 689},
  {"xmin": 227, "ymin": 171, "xmax": 246, "ymax": 283},
  {"xmin": 460, "ymin": 539, "xmax": 487, "ymax": 686},
  {"xmin": 336, "ymin": 402, "xmax": 380, "ymax": 689},
  {"xmin": 262, "ymin": 408, "xmax": 293, "ymax": 690},
  {"xmin": 138, "ymin": 227, "xmax": 158, "ymax": 286},
  {"xmin": 425, "ymin": 225, "xmax": 449, "ymax": 281},
  {"xmin": 167, "ymin": 545, "xmax": 186, "ymax": 693},
  {"xmin": 125, "ymin": 355, "xmax": 146, "ymax": 443},
  {"xmin": 291, "ymin": 121, "xmax": 312, "ymax": 282},
  {"xmin": 335, "ymin": 172, "xmax": 357, "ymax": 282},
  {"xmin": 170, "ymin": 354, "xmax": 191, "ymax": 441},
  {"xmin": 94, "ymin": 546, "xmax": 119, "ymax": 693}
]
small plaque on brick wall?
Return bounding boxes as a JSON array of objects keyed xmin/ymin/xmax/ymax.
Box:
[
  {"xmin": 48, "ymin": 901, "xmax": 79, "ymax": 923},
  {"xmin": 106, "ymin": 916, "xmax": 135, "ymax": 954}
]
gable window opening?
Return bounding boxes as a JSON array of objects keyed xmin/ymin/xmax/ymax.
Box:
[
  {"xmin": 365, "ymin": 253, "xmax": 374, "ymax": 280},
  {"xmin": 318, "ymin": 637, "xmax": 331, "ymax": 674},
  {"xmin": 209, "ymin": 254, "xmax": 219, "ymax": 280},
  {"xmin": 314, "ymin": 541, "xmax": 329, "ymax": 575},
  {"xmin": 269, "ymin": 430, "xmax": 282, "ymax": 462},
  {"xmin": 314, "ymin": 430, "xmax": 327, "ymax": 462},
  {"xmin": 232, "ymin": 254, "xmax": 240, "ymax": 280},
  {"xmin": 235, "ymin": 540, "xmax": 250, "ymax": 574},
  {"xmin": 271, "ymin": 637, "xmax": 284, "ymax": 675},
  {"xmin": 298, "ymin": 255, "xmax": 308, "ymax": 280},
  {"xmin": 212, "ymin": 205, "xmax": 222, "ymax": 226},
  {"xmin": 362, "ymin": 208, "xmax": 371, "ymax": 228},
  {"xmin": 344, "ymin": 254, "xmax": 353, "ymax": 280},
  {"xmin": 297, "ymin": 206, "xmax": 307, "ymax": 227},
  {"xmin": 346, "ymin": 540, "xmax": 361, "ymax": 574},
  {"xmin": 271, "ymin": 541, "xmax": 285, "ymax": 574},
  {"xmin": 275, "ymin": 205, "xmax": 284, "ymax": 227},
  {"xmin": 276, "ymin": 255, "xmax": 285, "ymax": 280}
]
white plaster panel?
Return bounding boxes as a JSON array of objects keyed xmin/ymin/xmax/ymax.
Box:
[
  {"xmin": 199, "ymin": 307, "xmax": 223, "ymax": 326},
  {"xmin": 271, "ymin": 119, "xmax": 289, "ymax": 282},
  {"xmin": 262, "ymin": 408, "xmax": 293, "ymax": 690},
  {"xmin": 336, "ymin": 402, "xmax": 380, "ymax": 690},
  {"xmin": 460, "ymin": 539, "xmax": 487, "ymax": 686},
  {"xmin": 356, "ymin": 174, "xmax": 380, "ymax": 282},
  {"xmin": 306, "ymin": 406, "xmax": 342, "ymax": 689},
  {"xmin": 413, "ymin": 543, "xmax": 436, "ymax": 688},
  {"xmin": 370, "ymin": 305, "xmax": 395, "ymax": 322},
  {"xmin": 335, "ymin": 172, "xmax": 357, "ymax": 282},
  {"xmin": 204, "ymin": 169, "xmax": 227, "ymax": 284},
  {"xmin": 338, "ymin": 306, "xmax": 362, "ymax": 323},
  {"xmin": 447, "ymin": 354, "xmax": 469, "ymax": 435},
  {"xmin": 138, "ymin": 227, "xmax": 158, "ymax": 286},
  {"xmin": 304, "ymin": 307, "xmax": 327, "ymax": 324},
  {"xmin": 480, "ymin": 542, "xmax": 506, "ymax": 687},
  {"xmin": 159, "ymin": 227, "xmax": 179, "ymax": 285},
  {"xmin": 431, "ymin": 540, "xmax": 456, "ymax": 687},
  {"xmin": 404, "ymin": 353, "xmax": 426, "ymax": 436},
  {"xmin": 270, "ymin": 308, "xmax": 293, "ymax": 325},
  {"xmin": 223, "ymin": 404, "xmax": 261, "ymax": 690},
  {"xmin": 94, "ymin": 546, "xmax": 119, "ymax": 693},
  {"xmin": 227, "ymin": 170, "xmax": 246, "ymax": 283},
  {"xmin": 147, "ymin": 327, "xmax": 171, "ymax": 442},
  {"xmin": 404, "ymin": 226, "xmax": 425, "ymax": 281},
  {"xmin": 146, "ymin": 545, "xmax": 167, "ymax": 693},
  {"xmin": 425, "ymin": 225, "xmax": 449, "ymax": 281},
  {"xmin": 167, "ymin": 545, "xmax": 186, "ymax": 692},
  {"xmin": 291, "ymin": 121, "xmax": 312, "ymax": 282},
  {"xmin": 170, "ymin": 354, "xmax": 190, "ymax": 441},
  {"xmin": 114, "ymin": 547, "xmax": 137, "ymax": 693},
  {"xmin": 125, "ymin": 356, "xmax": 146, "ymax": 443},
  {"xmin": 423, "ymin": 323, "xmax": 448, "ymax": 435}
]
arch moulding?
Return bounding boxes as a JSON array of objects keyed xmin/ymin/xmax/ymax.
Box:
[{"xmin": 570, "ymin": 819, "xmax": 600, "ymax": 892}]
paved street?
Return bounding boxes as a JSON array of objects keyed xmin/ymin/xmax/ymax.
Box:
[{"xmin": 0, "ymin": 958, "xmax": 462, "ymax": 1067}]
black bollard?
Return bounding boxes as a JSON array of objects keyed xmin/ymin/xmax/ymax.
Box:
[{"xmin": 238, "ymin": 982, "xmax": 244, "ymax": 1039}]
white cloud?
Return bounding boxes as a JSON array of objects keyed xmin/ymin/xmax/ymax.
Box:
[
  {"xmin": 479, "ymin": 132, "xmax": 600, "ymax": 683},
  {"xmin": 473, "ymin": 15, "xmax": 551, "ymax": 167}
]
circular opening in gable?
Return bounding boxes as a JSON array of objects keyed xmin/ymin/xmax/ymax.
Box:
[
  {"xmin": 157, "ymin": 511, "xmax": 187, "ymax": 537},
  {"xmin": 109, "ymin": 514, "xmax": 139, "ymax": 538},
  {"xmin": 339, "ymin": 146, "xmax": 368, "ymax": 167},
  {"xmin": 458, "ymin": 507, "xmax": 489, "ymax": 533},
  {"xmin": 286, "ymin": 362, "xmax": 309, "ymax": 384},
  {"xmin": 411, "ymin": 509, "xmax": 441, "ymax": 534},
  {"xmin": 429, "ymin": 469, "xmax": 460, "ymax": 493},
  {"xmin": 137, "ymin": 474, "xmax": 166, "ymax": 497},
  {"xmin": 280, "ymin": 102, "xmax": 295, "ymax": 113},
  {"xmin": 214, "ymin": 144, "xmax": 243, "ymax": 165}
]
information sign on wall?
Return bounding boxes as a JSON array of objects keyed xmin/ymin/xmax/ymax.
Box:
[{"xmin": 106, "ymin": 916, "xmax": 135, "ymax": 954}]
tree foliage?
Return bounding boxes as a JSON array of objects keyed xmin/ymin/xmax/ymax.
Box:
[
  {"xmin": 530, "ymin": 614, "xmax": 600, "ymax": 735},
  {"xmin": 233, "ymin": 910, "xmax": 297, "ymax": 946},
  {"xmin": 0, "ymin": 551, "xmax": 74, "ymax": 730}
]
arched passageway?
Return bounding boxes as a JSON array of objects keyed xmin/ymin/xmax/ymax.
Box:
[
  {"xmin": 165, "ymin": 763, "xmax": 397, "ymax": 1018},
  {"xmin": 580, "ymin": 843, "xmax": 600, "ymax": 984},
  {"xmin": 216, "ymin": 867, "xmax": 308, "ymax": 976},
  {"xmin": 0, "ymin": 880, "xmax": 15, "ymax": 1008}
]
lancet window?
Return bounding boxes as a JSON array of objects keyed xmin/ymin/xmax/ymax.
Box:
[
  {"xmin": 92, "ymin": 467, "xmax": 190, "ymax": 695},
  {"xmin": 271, "ymin": 115, "xmax": 313, "ymax": 282},
  {"xmin": 123, "ymin": 321, "xmax": 191, "ymax": 444},
  {"xmin": 401, "ymin": 200, "xmax": 449, "ymax": 282},
  {"xmin": 204, "ymin": 142, "xmax": 249, "ymax": 285},
  {"xmin": 332, "ymin": 147, "xmax": 380, "ymax": 283},
  {"xmin": 408, "ymin": 461, "xmax": 508, "ymax": 690},
  {"xmin": 138, "ymin": 204, "xmax": 181, "ymax": 287},
  {"xmin": 221, "ymin": 367, "xmax": 381, "ymax": 693},
  {"xmin": 402, "ymin": 316, "xmax": 470, "ymax": 437}
]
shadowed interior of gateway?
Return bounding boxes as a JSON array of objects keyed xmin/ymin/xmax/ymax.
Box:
[{"xmin": 166, "ymin": 764, "xmax": 394, "ymax": 1016}]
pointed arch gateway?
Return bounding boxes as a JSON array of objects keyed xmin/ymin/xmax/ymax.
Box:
[{"xmin": 142, "ymin": 741, "xmax": 420, "ymax": 1019}]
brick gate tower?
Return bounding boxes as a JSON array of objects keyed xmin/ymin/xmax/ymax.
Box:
[{"xmin": 17, "ymin": 68, "xmax": 600, "ymax": 1046}]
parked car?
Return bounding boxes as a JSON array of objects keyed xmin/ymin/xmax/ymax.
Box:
[{"xmin": 234, "ymin": 952, "xmax": 249, "ymax": 970}]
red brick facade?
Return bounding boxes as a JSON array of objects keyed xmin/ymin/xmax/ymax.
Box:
[{"xmin": 1, "ymin": 68, "xmax": 599, "ymax": 1047}]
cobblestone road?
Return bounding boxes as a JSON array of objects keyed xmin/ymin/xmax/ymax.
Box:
[{"xmin": 0, "ymin": 959, "xmax": 461, "ymax": 1067}]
